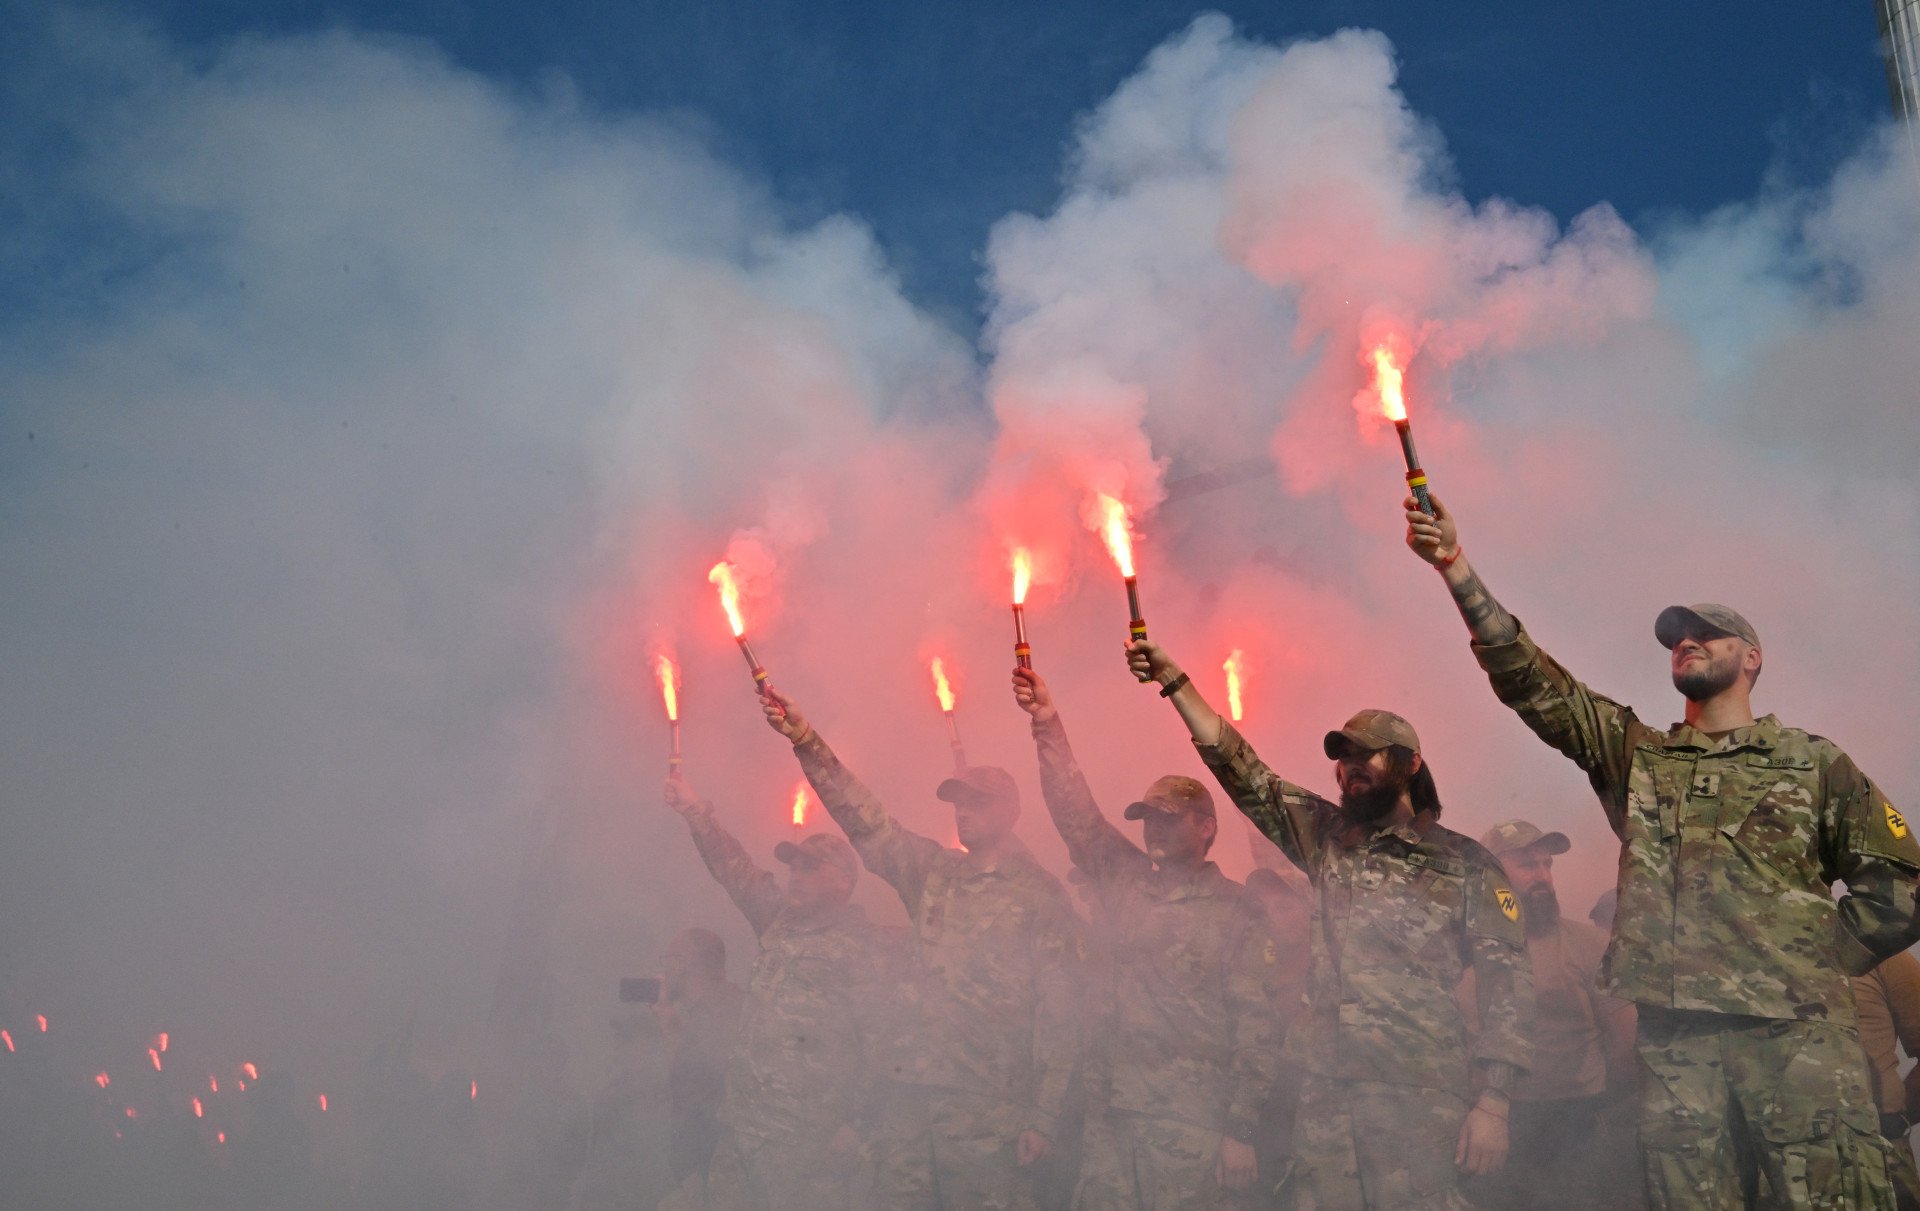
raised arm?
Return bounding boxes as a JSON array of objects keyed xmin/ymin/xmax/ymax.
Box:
[
  {"xmin": 1405, "ymin": 492, "xmax": 1637, "ymax": 815},
  {"xmin": 665, "ymin": 776, "xmax": 785, "ymax": 936},
  {"xmin": 1012, "ymin": 666, "xmax": 1147, "ymax": 885},
  {"xmin": 762, "ymin": 688, "xmax": 944, "ymax": 912},
  {"xmin": 1824, "ymin": 754, "xmax": 1920, "ymax": 973}
]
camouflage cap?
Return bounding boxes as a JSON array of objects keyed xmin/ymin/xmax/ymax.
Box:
[
  {"xmin": 773, "ymin": 832, "xmax": 861, "ymax": 883},
  {"xmin": 1323, "ymin": 709, "xmax": 1421, "ymax": 758},
  {"xmin": 1122, "ymin": 774, "xmax": 1216, "ymax": 821},
  {"xmin": 1655, "ymin": 602, "xmax": 1760, "ymax": 650},
  {"xmin": 936, "ymin": 765, "xmax": 1020, "ymax": 807},
  {"xmin": 1479, "ymin": 819, "xmax": 1572, "ymax": 858}
]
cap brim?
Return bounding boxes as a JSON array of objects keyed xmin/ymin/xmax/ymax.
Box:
[
  {"xmin": 1123, "ymin": 800, "xmax": 1168, "ymax": 821},
  {"xmin": 1323, "ymin": 729, "xmax": 1386, "ymax": 759},
  {"xmin": 1535, "ymin": 831, "xmax": 1572, "ymax": 856},
  {"xmin": 773, "ymin": 841, "xmax": 802, "ymax": 865},
  {"xmin": 935, "ymin": 778, "xmax": 967, "ymax": 803},
  {"xmin": 1655, "ymin": 605, "xmax": 1730, "ymax": 650}
]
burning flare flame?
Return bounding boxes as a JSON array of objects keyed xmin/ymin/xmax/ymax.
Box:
[
  {"xmin": 36, "ymin": 1015, "xmax": 46, "ymax": 1033},
  {"xmin": 149, "ymin": 1048, "xmax": 163, "ymax": 1072},
  {"xmin": 1010, "ymin": 549, "xmax": 1031, "ymax": 606},
  {"xmin": 318, "ymin": 1094, "xmax": 328, "ymax": 1112},
  {"xmin": 656, "ymin": 655, "xmax": 680, "ymax": 722},
  {"xmin": 1370, "ymin": 345, "xmax": 1407, "ymax": 424},
  {"xmin": 1, "ymin": 1029, "xmax": 13, "ymax": 1053},
  {"xmin": 708, "ymin": 562, "xmax": 746, "ymax": 637},
  {"xmin": 242, "ymin": 1062, "xmax": 258, "ymax": 1081},
  {"xmin": 1223, "ymin": 650, "xmax": 1246, "ymax": 723},
  {"xmin": 1094, "ymin": 494, "xmax": 1135, "ymax": 578},
  {"xmin": 792, "ymin": 783, "xmax": 810, "ymax": 828},
  {"xmin": 193, "ymin": 1098, "xmax": 204, "ymax": 1118},
  {"xmin": 95, "ymin": 1071, "xmax": 110, "ymax": 1089},
  {"xmin": 930, "ymin": 657, "xmax": 956, "ymax": 713}
]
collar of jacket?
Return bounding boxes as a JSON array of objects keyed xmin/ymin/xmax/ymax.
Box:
[{"xmin": 1661, "ymin": 713, "xmax": 1783, "ymax": 754}]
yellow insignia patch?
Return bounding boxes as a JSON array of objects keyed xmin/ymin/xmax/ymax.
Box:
[
  {"xmin": 1495, "ymin": 888, "xmax": 1520, "ymax": 922},
  {"xmin": 1887, "ymin": 803, "xmax": 1909, "ymax": 840},
  {"xmin": 1262, "ymin": 940, "xmax": 1278, "ymax": 966}
]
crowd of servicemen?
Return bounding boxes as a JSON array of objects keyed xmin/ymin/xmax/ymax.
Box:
[{"xmin": 647, "ymin": 492, "xmax": 1920, "ymax": 1211}]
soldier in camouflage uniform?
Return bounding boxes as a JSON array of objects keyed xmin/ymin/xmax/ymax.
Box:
[
  {"xmin": 1010, "ymin": 665, "xmax": 1284, "ymax": 1209},
  {"xmin": 1125, "ymin": 640, "xmax": 1534, "ymax": 1210},
  {"xmin": 760, "ymin": 688, "xmax": 1082, "ymax": 1211},
  {"xmin": 663, "ymin": 776, "xmax": 893, "ymax": 1211},
  {"xmin": 1406, "ymin": 492, "xmax": 1920, "ymax": 1210}
]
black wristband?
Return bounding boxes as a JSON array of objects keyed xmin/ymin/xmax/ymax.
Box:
[{"xmin": 1159, "ymin": 672, "xmax": 1190, "ymax": 698}]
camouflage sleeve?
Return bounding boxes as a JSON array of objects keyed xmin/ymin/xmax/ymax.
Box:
[
  {"xmin": 1031, "ymin": 714, "xmax": 1149, "ymax": 886},
  {"xmin": 682, "ymin": 802, "xmax": 786, "ymax": 937},
  {"xmin": 1471, "ymin": 620, "xmax": 1637, "ymax": 820},
  {"xmin": 1222, "ymin": 906, "xmax": 1286, "ymax": 1143},
  {"xmin": 793, "ymin": 731, "xmax": 944, "ymax": 914},
  {"xmin": 1194, "ymin": 719, "xmax": 1328, "ymax": 873},
  {"xmin": 1823, "ymin": 752, "xmax": 1920, "ymax": 974},
  {"xmin": 1025, "ymin": 885, "xmax": 1083, "ymax": 1139},
  {"xmin": 1461, "ymin": 856, "xmax": 1534, "ymax": 1076}
]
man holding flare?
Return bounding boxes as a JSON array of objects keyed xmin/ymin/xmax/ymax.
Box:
[
  {"xmin": 1403, "ymin": 490, "xmax": 1920, "ymax": 1209},
  {"xmin": 1123, "ymin": 638, "xmax": 1534, "ymax": 1210},
  {"xmin": 758, "ymin": 686, "xmax": 1081, "ymax": 1211},
  {"xmin": 1010, "ymin": 663, "xmax": 1284, "ymax": 1208}
]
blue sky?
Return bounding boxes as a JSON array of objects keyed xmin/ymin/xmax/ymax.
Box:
[{"xmin": 43, "ymin": 0, "xmax": 1897, "ymax": 329}]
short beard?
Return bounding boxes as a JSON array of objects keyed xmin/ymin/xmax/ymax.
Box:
[
  {"xmin": 1521, "ymin": 886, "xmax": 1560, "ymax": 932},
  {"xmin": 1673, "ymin": 657, "xmax": 1740, "ymax": 702},
  {"xmin": 1339, "ymin": 778, "xmax": 1406, "ymax": 827}
]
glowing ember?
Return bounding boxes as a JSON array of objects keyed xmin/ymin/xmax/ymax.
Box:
[
  {"xmin": 35, "ymin": 1015, "xmax": 47, "ymax": 1033},
  {"xmin": 1370, "ymin": 345, "xmax": 1406, "ymax": 423},
  {"xmin": 1, "ymin": 1029, "xmax": 13, "ymax": 1053},
  {"xmin": 95, "ymin": 1072, "xmax": 110, "ymax": 1089},
  {"xmin": 791, "ymin": 783, "xmax": 809, "ymax": 828},
  {"xmin": 656, "ymin": 654, "xmax": 680, "ymax": 722},
  {"xmin": 708, "ymin": 562, "xmax": 746, "ymax": 637},
  {"xmin": 1011, "ymin": 548, "xmax": 1032, "ymax": 605},
  {"xmin": 125, "ymin": 1107, "xmax": 136, "ymax": 1119},
  {"xmin": 217, "ymin": 1132, "xmax": 226, "ymax": 1144},
  {"xmin": 470, "ymin": 1079, "xmax": 478, "ymax": 1100},
  {"xmin": 155, "ymin": 1032, "xmax": 169, "ymax": 1053},
  {"xmin": 193, "ymin": 1098, "xmax": 204, "ymax": 1119},
  {"xmin": 237, "ymin": 1080, "xmax": 247, "ymax": 1092},
  {"xmin": 1094, "ymin": 495, "xmax": 1135, "ymax": 578},
  {"xmin": 318, "ymin": 1094, "xmax": 328, "ymax": 1112},
  {"xmin": 242, "ymin": 1063, "xmax": 258, "ymax": 1081},
  {"xmin": 930, "ymin": 657, "xmax": 956, "ymax": 713},
  {"xmin": 148, "ymin": 1048, "xmax": 163, "ymax": 1072},
  {"xmin": 1224, "ymin": 650, "xmax": 1246, "ymax": 722},
  {"xmin": 209, "ymin": 1077, "xmax": 219, "ymax": 1093}
]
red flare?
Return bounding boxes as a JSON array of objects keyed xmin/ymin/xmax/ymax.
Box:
[
  {"xmin": 193, "ymin": 1098, "xmax": 204, "ymax": 1119},
  {"xmin": 929, "ymin": 657, "xmax": 956, "ymax": 713},
  {"xmin": 241, "ymin": 1062, "xmax": 258, "ymax": 1081},
  {"xmin": 1223, "ymin": 650, "xmax": 1246, "ymax": 722},
  {"xmin": 237, "ymin": 1080, "xmax": 247, "ymax": 1092},
  {"xmin": 1093, "ymin": 495, "xmax": 1135, "ymax": 578},
  {"xmin": 1010, "ymin": 548, "xmax": 1032, "ymax": 606},
  {"xmin": 155, "ymin": 1032, "xmax": 169, "ymax": 1053},
  {"xmin": 217, "ymin": 1132, "xmax": 226, "ymax": 1144},
  {"xmin": 35, "ymin": 1015, "xmax": 47, "ymax": 1033},
  {"xmin": 1370, "ymin": 344, "xmax": 1407, "ymax": 423},
  {"xmin": 95, "ymin": 1072, "xmax": 111, "ymax": 1089},
  {"xmin": 1, "ymin": 1029, "xmax": 13, "ymax": 1053},
  {"xmin": 656, "ymin": 654, "xmax": 680, "ymax": 722},
  {"xmin": 791, "ymin": 783, "xmax": 809, "ymax": 829},
  {"xmin": 470, "ymin": 1079, "xmax": 478, "ymax": 1100},
  {"xmin": 209, "ymin": 1077, "xmax": 219, "ymax": 1093},
  {"xmin": 318, "ymin": 1094, "xmax": 328, "ymax": 1112},
  {"xmin": 708, "ymin": 562, "xmax": 746, "ymax": 638},
  {"xmin": 125, "ymin": 1107, "xmax": 136, "ymax": 1119},
  {"xmin": 148, "ymin": 1048, "xmax": 163, "ymax": 1072}
]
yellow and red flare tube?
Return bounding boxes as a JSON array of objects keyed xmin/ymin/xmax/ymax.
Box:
[
  {"xmin": 736, "ymin": 635, "xmax": 774, "ymax": 699},
  {"xmin": 1396, "ymin": 420, "xmax": 1434, "ymax": 516},
  {"xmin": 1124, "ymin": 578, "xmax": 1151, "ymax": 681},
  {"xmin": 1012, "ymin": 604, "xmax": 1033, "ymax": 670},
  {"xmin": 944, "ymin": 711, "xmax": 967, "ymax": 773},
  {"xmin": 668, "ymin": 721, "xmax": 683, "ymax": 781}
]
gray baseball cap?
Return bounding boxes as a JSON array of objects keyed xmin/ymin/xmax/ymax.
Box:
[
  {"xmin": 1480, "ymin": 819, "xmax": 1572, "ymax": 858},
  {"xmin": 773, "ymin": 832, "xmax": 861, "ymax": 882},
  {"xmin": 1655, "ymin": 603, "xmax": 1759, "ymax": 650},
  {"xmin": 1123, "ymin": 775, "xmax": 1217, "ymax": 821},
  {"xmin": 1323, "ymin": 709, "xmax": 1421, "ymax": 759}
]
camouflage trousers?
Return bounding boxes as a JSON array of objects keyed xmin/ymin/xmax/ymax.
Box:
[
  {"xmin": 696, "ymin": 1128, "xmax": 861, "ymax": 1211},
  {"xmin": 1283, "ymin": 1075, "xmax": 1471, "ymax": 1210},
  {"xmin": 1073, "ymin": 1110, "xmax": 1249, "ymax": 1211},
  {"xmin": 1635, "ymin": 1007, "xmax": 1897, "ymax": 1211},
  {"xmin": 866, "ymin": 1085, "xmax": 1041, "ymax": 1211}
]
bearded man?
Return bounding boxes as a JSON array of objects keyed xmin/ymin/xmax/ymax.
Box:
[{"xmin": 1126, "ymin": 639, "xmax": 1533, "ymax": 1211}]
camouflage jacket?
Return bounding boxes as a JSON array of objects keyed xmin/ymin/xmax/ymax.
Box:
[
  {"xmin": 1474, "ymin": 622, "xmax": 1920, "ymax": 1023},
  {"xmin": 681, "ymin": 804, "xmax": 896, "ymax": 1145},
  {"xmin": 1030, "ymin": 715, "xmax": 1284, "ymax": 1142},
  {"xmin": 793, "ymin": 732, "xmax": 1083, "ymax": 1138},
  {"xmin": 1196, "ymin": 721, "xmax": 1534, "ymax": 1095}
]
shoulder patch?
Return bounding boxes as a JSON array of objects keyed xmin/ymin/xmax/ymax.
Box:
[
  {"xmin": 1494, "ymin": 886, "xmax": 1521, "ymax": 922},
  {"xmin": 1887, "ymin": 802, "xmax": 1910, "ymax": 841}
]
